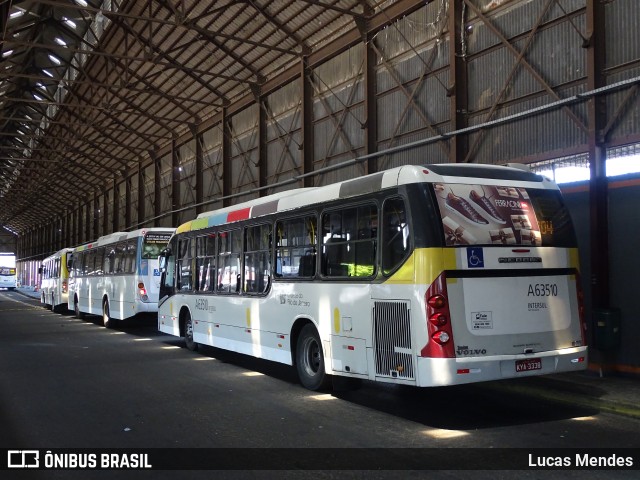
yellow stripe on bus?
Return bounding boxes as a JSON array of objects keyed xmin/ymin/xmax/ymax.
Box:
[
  {"xmin": 385, "ymin": 248, "xmax": 457, "ymax": 285},
  {"xmin": 176, "ymin": 222, "xmax": 193, "ymax": 234},
  {"xmin": 568, "ymin": 247, "xmax": 580, "ymax": 270}
]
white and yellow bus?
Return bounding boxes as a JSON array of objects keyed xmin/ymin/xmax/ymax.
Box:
[
  {"xmin": 69, "ymin": 228, "xmax": 174, "ymax": 327},
  {"xmin": 158, "ymin": 164, "xmax": 587, "ymax": 390},
  {"xmin": 40, "ymin": 248, "xmax": 74, "ymax": 312}
]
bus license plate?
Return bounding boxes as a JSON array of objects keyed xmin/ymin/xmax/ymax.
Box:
[{"xmin": 515, "ymin": 358, "xmax": 541, "ymax": 372}]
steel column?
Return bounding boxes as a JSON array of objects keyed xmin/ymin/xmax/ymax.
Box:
[
  {"xmin": 301, "ymin": 57, "xmax": 314, "ymax": 188},
  {"xmin": 448, "ymin": 0, "xmax": 468, "ymax": 163},
  {"xmin": 222, "ymin": 108, "xmax": 232, "ymax": 207},
  {"xmin": 172, "ymin": 139, "xmax": 181, "ymax": 228},
  {"xmin": 138, "ymin": 164, "xmax": 145, "ymax": 229},
  {"xmin": 195, "ymin": 133, "xmax": 204, "ymax": 215},
  {"xmin": 586, "ymin": 0, "xmax": 609, "ymax": 309}
]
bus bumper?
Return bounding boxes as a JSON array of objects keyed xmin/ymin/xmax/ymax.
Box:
[
  {"xmin": 135, "ymin": 301, "xmax": 158, "ymax": 314},
  {"xmin": 415, "ymin": 347, "xmax": 588, "ymax": 387},
  {"xmin": 158, "ymin": 315, "xmax": 179, "ymax": 336}
]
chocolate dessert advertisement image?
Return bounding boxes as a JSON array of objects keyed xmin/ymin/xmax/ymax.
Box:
[{"xmin": 434, "ymin": 183, "xmax": 542, "ymax": 246}]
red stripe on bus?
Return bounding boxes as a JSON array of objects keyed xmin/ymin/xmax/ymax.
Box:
[{"xmin": 227, "ymin": 208, "xmax": 251, "ymax": 222}]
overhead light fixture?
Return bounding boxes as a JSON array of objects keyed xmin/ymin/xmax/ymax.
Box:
[
  {"xmin": 75, "ymin": 0, "xmax": 89, "ymax": 7},
  {"xmin": 62, "ymin": 17, "xmax": 77, "ymax": 29},
  {"xmin": 43, "ymin": 69, "xmax": 54, "ymax": 78},
  {"xmin": 2, "ymin": 50, "xmax": 13, "ymax": 58},
  {"xmin": 48, "ymin": 54, "xmax": 62, "ymax": 65},
  {"xmin": 54, "ymin": 37, "xmax": 67, "ymax": 47},
  {"xmin": 33, "ymin": 93, "xmax": 44, "ymax": 101},
  {"xmin": 9, "ymin": 10, "xmax": 24, "ymax": 19}
]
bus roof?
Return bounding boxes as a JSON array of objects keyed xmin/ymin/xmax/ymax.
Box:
[
  {"xmin": 42, "ymin": 247, "xmax": 74, "ymax": 263},
  {"xmin": 176, "ymin": 164, "xmax": 556, "ymax": 235},
  {"xmin": 72, "ymin": 227, "xmax": 175, "ymax": 252}
]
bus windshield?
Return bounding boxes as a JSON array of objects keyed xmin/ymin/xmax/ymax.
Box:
[
  {"xmin": 433, "ymin": 182, "xmax": 577, "ymax": 247},
  {"xmin": 142, "ymin": 233, "xmax": 172, "ymax": 259}
]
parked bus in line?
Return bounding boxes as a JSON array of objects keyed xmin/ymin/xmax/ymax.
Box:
[
  {"xmin": 0, "ymin": 266, "xmax": 17, "ymax": 291},
  {"xmin": 40, "ymin": 248, "xmax": 74, "ymax": 312},
  {"xmin": 0, "ymin": 252, "xmax": 17, "ymax": 291},
  {"xmin": 69, "ymin": 228, "xmax": 174, "ymax": 327},
  {"xmin": 157, "ymin": 164, "xmax": 587, "ymax": 390}
]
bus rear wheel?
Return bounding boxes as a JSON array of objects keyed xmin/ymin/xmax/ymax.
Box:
[
  {"xmin": 103, "ymin": 300, "xmax": 113, "ymax": 328},
  {"xmin": 184, "ymin": 312, "xmax": 198, "ymax": 351},
  {"xmin": 296, "ymin": 324, "xmax": 329, "ymax": 391}
]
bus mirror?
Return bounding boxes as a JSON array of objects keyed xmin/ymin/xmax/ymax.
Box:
[
  {"xmin": 159, "ymin": 248, "xmax": 171, "ymax": 272},
  {"xmin": 38, "ymin": 266, "xmax": 43, "ymax": 275}
]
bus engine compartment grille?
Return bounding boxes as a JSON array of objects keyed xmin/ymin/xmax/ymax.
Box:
[{"xmin": 373, "ymin": 301, "xmax": 414, "ymax": 380}]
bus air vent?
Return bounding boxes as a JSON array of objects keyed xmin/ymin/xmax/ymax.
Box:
[{"xmin": 373, "ymin": 301, "xmax": 414, "ymax": 380}]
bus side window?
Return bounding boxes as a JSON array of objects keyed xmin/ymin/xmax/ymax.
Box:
[
  {"xmin": 382, "ymin": 197, "xmax": 410, "ymax": 275},
  {"xmin": 104, "ymin": 248, "xmax": 116, "ymax": 275},
  {"xmin": 244, "ymin": 224, "xmax": 271, "ymax": 294},
  {"xmin": 217, "ymin": 229, "xmax": 241, "ymax": 293},
  {"xmin": 275, "ymin": 215, "xmax": 317, "ymax": 279},
  {"xmin": 195, "ymin": 234, "xmax": 216, "ymax": 292},
  {"xmin": 73, "ymin": 252, "xmax": 83, "ymax": 277},
  {"xmin": 84, "ymin": 249, "xmax": 95, "ymax": 276},
  {"xmin": 125, "ymin": 240, "xmax": 137, "ymax": 274},
  {"xmin": 94, "ymin": 247, "xmax": 105, "ymax": 276},
  {"xmin": 322, "ymin": 205, "xmax": 377, "ymax": 278}
]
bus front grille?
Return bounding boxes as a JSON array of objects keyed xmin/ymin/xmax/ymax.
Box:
[{"xmin": 373, "ymin": 301, "xmax": 414, "ymax": 380}]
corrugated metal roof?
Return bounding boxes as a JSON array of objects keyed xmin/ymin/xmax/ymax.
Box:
[{"xmin": 0, "ymin": 0, "xmax": 379, "ymax": 233}]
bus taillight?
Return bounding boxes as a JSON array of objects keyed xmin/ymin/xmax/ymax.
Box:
[
  {"xmin": 138, "ymin": 282, "xmax": 148, "ymax": 301},
  {"xmin": 62, "ymin": 280, "xmax": 67, "ymax": 294},
  {"xmin": 421, "ymin": 272, "xmax": 455, "ymax": 358},
  {"xmin": 429, "ymin": 312, "xmax": 447, "ymax": 327},
  {"xmin": 427, "ymin": 294, "xmax": 446, "ymax": 309}
]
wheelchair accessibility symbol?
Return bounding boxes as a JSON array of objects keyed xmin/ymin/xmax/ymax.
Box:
[{"xmin": 466, "ymin": 248, "xmax": 484, "ymax": 268}]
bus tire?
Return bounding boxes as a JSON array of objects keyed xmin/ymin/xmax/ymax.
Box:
[
  {"xmin": 51, "ymin": 294, "xmax": 59, "ymax": 313},
  {"xmin": 103, "ymin": 299, "xmax": 113, "ymax": 329},
  {"xmin": 184, "ymin": 312, "xmax": 199, "ymax": 352},
  {"xmin": 296, "ymin": 323, "xmax": 329, "ymax": 391},
  {"xmin": 184, "ymin": 312, "xmax": 198, "ymax": 351},
  {"xmin": 74, "ymin": 296, "xmax": 84, "ymax": 320}
]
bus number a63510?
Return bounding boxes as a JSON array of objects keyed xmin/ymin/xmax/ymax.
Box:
[{"xmin": 527, "ymin": 283, "xmax": 558, "ymax": 297}]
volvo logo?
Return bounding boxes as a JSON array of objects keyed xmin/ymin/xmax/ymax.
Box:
[{"xmin": 498, "ymin": 257, "xmax": 542, "ymax": 263}]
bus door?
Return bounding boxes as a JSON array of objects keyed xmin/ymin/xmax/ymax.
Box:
[{"xmin": 370, "ymin": 196, "xmax": 415, "ymax": 383}]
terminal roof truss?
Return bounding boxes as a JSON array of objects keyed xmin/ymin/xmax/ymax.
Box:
[{"xmin": 0, "ymin": 0, "xmax": 396, "ymax": 234}]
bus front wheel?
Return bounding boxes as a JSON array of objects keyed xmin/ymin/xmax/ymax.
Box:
[
  {"xmin": 296, "ymin": 324, "xmax": 329, "ymax": 391},
  {"xmin": 184, "ymin": 312, "xmax": 198, "ymax": 351},
  {"xmin": 51, "ymin": 293, "xmax": 59, "ymax": 313},
  {"xmin": 74, "ymin": 297, "xmax": 84, "ymax": 319},
  {"xmin": 103, "ymin": 300, "xmax": 113, "ymax": 329}
]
